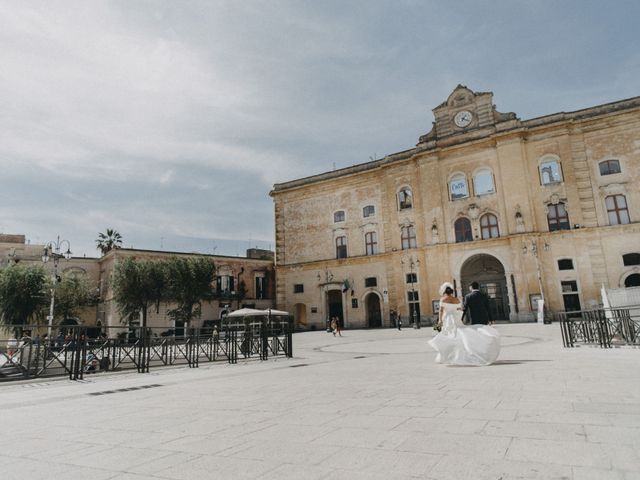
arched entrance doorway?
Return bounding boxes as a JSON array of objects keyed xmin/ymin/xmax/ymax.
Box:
[
  {"xmin": 365, "ymin": 293, "xmax": 382, "ymax": 328},
  {"xmin": 294, "ymin": 303, "xmax": 307, "ymax": 327},
  {"xmin": 327, "ymin": 290, "xmax": 343, "ymax": 327},
  {"xmin": 625, "ymin": 273, "xmax": 640, "ymax": 288},
  {"xmin": 460, "ymin": 254, "xmax": 510, "ymax": 320}
]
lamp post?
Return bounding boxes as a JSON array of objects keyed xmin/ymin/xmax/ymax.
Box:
[
  {"xmin": 401, "ymin": 255, "xmax": 421, "ymax": 329},
  {"xmin": 318, "ymin": 268, "xmax": 334, "ymax": 331},
  {"xmin": 41, "ymin": 236, "xmax": 72, "ymax": 340},
  {"xmin": 522, "ymin": 238, "xmax": 549, "ymax": 323}
]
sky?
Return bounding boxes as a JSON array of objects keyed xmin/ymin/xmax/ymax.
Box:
[{"xmin": 1, "ymin": 0, "xmax": 638, "ymax": 258}]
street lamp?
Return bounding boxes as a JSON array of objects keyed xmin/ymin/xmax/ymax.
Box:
[
  {"xmin": 522, "ymin": 238, "xmax": 549, "ymax": 323},
  {"xmin": 317, "ymin": 268, "xmax": 334, "ymax": 332},
  {"xmin": 401, "ymin": 255, "xmax": 421, "ymax": 329},
  {"xmin": 41, "ymin": 236, "xmax": 72, "ymax": 340}
]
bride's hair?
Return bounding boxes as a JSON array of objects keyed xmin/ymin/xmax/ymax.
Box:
[{"xmin": 439, "ymin": 282, "xmax": 454, "ymax": 296}]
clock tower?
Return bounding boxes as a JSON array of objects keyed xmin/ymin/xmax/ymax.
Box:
[{"xmin": 417, "ymin": 85, "xmax": 518, "ymax": 145}]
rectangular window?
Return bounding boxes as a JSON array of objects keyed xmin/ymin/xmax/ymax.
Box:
[
  {"xmin": 561, "ymin": 281, "xmax": 578, "ymax": 293},
  {"xmin": 558, "ymin": 259, "xmax": 574, "ymax": 271},
  {"xmin": 363, "ymin": 205, "xmax": 375, "ymax": 217},
  {"xmin": 599, "ymin": 160, "xmax": 621, "ymax": 176},
  {"xmin": 406, "ymin": 273, "xmax": 417, "ymax": 284},
  {"xmin": 255, "ymin": 276, "xmax": 267, "ymax": 299},
  {"xmin": 365, "ymin": 232, "xmax": 378, "ymax": 256},
  {"xmin": 216, "ymin": 275, "xmax": 235, "ymax": 295},
  {"xmin": 401, "ymin": 226, "xmax": 417, "ymax": 250},
  {"xmin": 606, "ymin": 195, "xmax": 630, "ymax": 225},
  {"xmin": 293, "ymin": 284, "xmax": 304, "ymax": 294},
  {"xmin": 547, "ymin": 203, "xmax": 570, "ymax": 231},
  {"xmin": 364, "ymin": 277, "xmax": 377, "ymax": 288},
  {"xmin": 336, "ymin": 236, "xmax": 348, "ymax": 259}
]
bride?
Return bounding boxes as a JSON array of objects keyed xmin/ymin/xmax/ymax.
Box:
[{"xmin": 428, "ymin": 282, "xmax": 500, "ymax": 366}]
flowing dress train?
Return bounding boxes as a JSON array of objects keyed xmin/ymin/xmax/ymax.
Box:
[{"xmin": 428, "ymin": 302, "xmax": 500, "ymax": 366}]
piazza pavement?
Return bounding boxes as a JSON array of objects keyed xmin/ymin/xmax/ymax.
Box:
[{"xmin": 0, "ymin": 322, "xmax": 639, "ymax": 480}]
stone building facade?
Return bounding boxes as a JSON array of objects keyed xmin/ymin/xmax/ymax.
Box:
[
  {"xmin": 270, "ymin": 86, "xmax": 640, "ymax": 330},
  {"xmin": 0, "ymin": 235, "xmax": 275, "ymax": 334}
]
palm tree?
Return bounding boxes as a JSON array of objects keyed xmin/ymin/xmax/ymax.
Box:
[{"xmin": 96, "ymin": 229, "xmax": 123, "ymax": 255}]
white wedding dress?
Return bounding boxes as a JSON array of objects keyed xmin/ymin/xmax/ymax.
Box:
[{"xmin": 428, "ymin": 302, "xmax": 500, "ymax": 366}]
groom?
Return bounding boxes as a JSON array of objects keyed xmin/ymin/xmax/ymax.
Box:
[{"xmin": 462, "ymin": 281, "xmax": 493, "ymax": 325}]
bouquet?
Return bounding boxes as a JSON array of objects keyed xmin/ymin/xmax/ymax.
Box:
[{"xmin": 433, "ymin": 322, "xmax": 442, "ymax": 332}]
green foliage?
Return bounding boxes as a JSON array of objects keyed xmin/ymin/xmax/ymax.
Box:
[
  {"xmin": 0, "ymin": 265, "xmax": 49, "ymax": 331},
  {"xmin": 112, "ymin": 258, "xmax": 167, "ymax": 327},
  {"xmin": 166, "ymin": 257, "xmax": 216, "ymax": 325},
  {"xmin": 54, "ymin": 273, "xmax": 98, "ymax": 321},
  {"xmin": 96, "ymin": 228, "xmax": 123, "ymax": 255}
]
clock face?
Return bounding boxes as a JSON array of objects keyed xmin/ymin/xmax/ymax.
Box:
[{"xmin": 454, "ymin": 110, "xmax": 473, "ymax": 128}]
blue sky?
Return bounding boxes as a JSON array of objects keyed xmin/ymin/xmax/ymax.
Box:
[{"xmin": 1, "ymin": 0, "xmax": 638, "ymax": 257}]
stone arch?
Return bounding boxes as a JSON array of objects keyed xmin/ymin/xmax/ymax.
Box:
[
  {"xmin": 363, "ymin": 291, "xmax": 383, "ymax": 328},
  {"xmin": 459, "ymin": 253, "xmax": 510, "ymax": 320}
]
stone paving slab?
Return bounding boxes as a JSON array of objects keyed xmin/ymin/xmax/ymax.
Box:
[{"xmin": 0, "ymin": 323, "xmax": 639, "ymax": 479}]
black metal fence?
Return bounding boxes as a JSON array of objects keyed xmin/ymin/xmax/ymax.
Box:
[
  {"xmin": 557, "ymin": 306, "xmax": 640, "ymax": 348},
  {"xmin": 0, "ymin": 317, "xmax": 293, "ymax": 382}
]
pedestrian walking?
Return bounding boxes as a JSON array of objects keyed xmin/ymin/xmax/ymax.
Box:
[{"xmin": 397, "ymin": 315, "xmax": 402, "ymax": 331}]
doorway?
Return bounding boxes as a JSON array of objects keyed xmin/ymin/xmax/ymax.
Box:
[
  {"xmin": 365, "ymin": 293, "xmax": 382, "ymax": 328},
  {"xmin": 294, "ymin": 303, "xmax": 307, "ymax": 327},
  {"xmin": 460, "ymin": 254, "xmax": 510, "ymax": 320},
  {"xmin": 327, "ymin": 290, "xmax": 344, "ymax": 327}
]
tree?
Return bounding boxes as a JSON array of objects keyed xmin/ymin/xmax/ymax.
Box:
[
  {"xmin": 112, "ymin": 258, "xmax": 166, "ymax": 330},
  {"xmin": 166, "ymin": 257, "xmax": 216, "ymax": 331},
  {"xmin": 112, "ymin": 258, "xmax": 167, "ymax": 372},
  {"xmin": 0, "ymin": 265, "xmax": 49, "ymax": 334},
  {"xmin": 54, "ymin": 273, "xmax": 98, "ymax": 321},
  {"xmin": 96, "ymin": 228, "xmax": 123, "ymax": 255}
]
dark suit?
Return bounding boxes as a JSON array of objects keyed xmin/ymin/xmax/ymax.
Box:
[{"xmin": 463, "ymin": 289, "xmax": 492, "ymax": 325}]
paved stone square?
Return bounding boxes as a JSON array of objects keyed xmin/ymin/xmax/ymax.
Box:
[{"xmin": 0, "ymin": 323, "xmax": 639, "ymax": 480}]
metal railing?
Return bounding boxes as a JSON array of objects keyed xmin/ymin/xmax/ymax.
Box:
[
  {"xmin": 0, "ymin": 318, "xmax": 293, "ymax": 381},
  {"xmin": 557, "ymin": 306, "xmax": 640, "ymax": 348}
]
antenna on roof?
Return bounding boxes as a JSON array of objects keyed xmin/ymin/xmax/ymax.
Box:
[
  {"xmin": 369, "ymin": 153, "xmax": 377, "ymax": 161},
  {"xmin": 332, "ymin": 162, "xmax": 336, "ymax": 170}
]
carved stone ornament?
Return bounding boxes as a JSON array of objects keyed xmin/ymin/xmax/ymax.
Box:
[
  {"xmin": 468, "ymin": 203, "xmax": 480, "ymax": 219},
  {"xmin": 550, "ymin": 194, "xmax": 560, "ymax": 205},
  {"xmin": 602, "ymin": 183, "xmax": 625, "ymax": 195}
]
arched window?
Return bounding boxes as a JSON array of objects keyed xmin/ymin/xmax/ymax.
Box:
[
  {"xmin": 365, "ymin": 231, "xmax": 378, "ymax": 256},
  {"xmin": 336, "ymin": 236, "xmax": 347, "ymax": 259},
  {"xmin": 625, "ymin": 274, "xmax": 640, "ymax": 288},
  {"xmin": 623, "ymin": 253, "xmax": 640, "ymax": 266},
  {"xmin": 398, "ymin": 188, "xmax": 413, "ymax": 210},
  {"xmin": 599, "ymin": 159, "xmax": 621, "ymax": 176},
  {"xmin": 334, "ymin": 210, "xmax": 345, "ymax": 223},
  {"xmin": 449, "ymin": 174, "xmax": 469, "ymax": 200},
  {"xmin": 454, "ymin": 218, "xmax": 473, "ymax": 243},
  {"xmin": 547, "ymin": 203, "xmax": 570, "ymax": 231},
  {"xmin": 606, "ymin": 195, "xmax": 630, "ymax": 225},
  {"xmin": 539, "ymin": 159, "xmax": 563, "ymax": 185},
  {"xmin": 401, "ymin": 226, "xmax": 416, "ymax": 250},
  {"xmin": 363, "ymin": 205, "xmax": 375, "ymax": 217},
  {"xmin": 480, "ymin": 213, "xmax": 499, "ymax": 239},
  {"xmin": 473, "ymin": 169, "xmax": 495, "ymax": 196}
]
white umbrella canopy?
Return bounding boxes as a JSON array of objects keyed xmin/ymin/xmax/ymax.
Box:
[
  {"xmin": 226, "ymin": 308, "xmax": 267, "ymax": 318},
  {"xmin": 265, "ymin": 309, "xmax": 291, "ymax": 316},
  {"xmin": 225, "ymin": 308, "xmax": 292, "ymax": 318}
]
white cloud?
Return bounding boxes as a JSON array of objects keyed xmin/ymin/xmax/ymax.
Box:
[{"xmin": 0, "ymin": 1, "xmax": 637, "ymax": 256}]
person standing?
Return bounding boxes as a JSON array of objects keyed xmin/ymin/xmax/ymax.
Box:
[
  {"xmin": 397, "ymin": 315, "xmax": 402, "ymax": 331},
  {"xmin": 462, "ymin": 281, "xmax": 493, "ymax": 325},
  {"xmin": 429, "ymin": 282, "xmax": 500, "ymax": 366}
]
